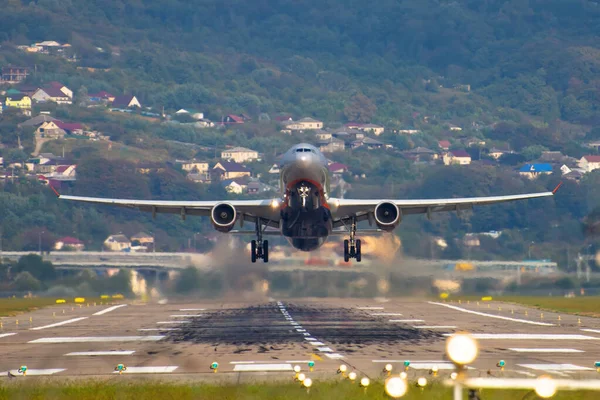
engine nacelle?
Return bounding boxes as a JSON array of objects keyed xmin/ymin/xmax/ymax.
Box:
[
  {"xmin": 211, "ymin": 203, "xmax": 237, "ymax": 233},
  {"xmin": 374, "ymin": 202, "xmax": 401, "ymax": 231}
]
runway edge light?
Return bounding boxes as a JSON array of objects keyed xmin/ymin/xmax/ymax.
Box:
[
  {"xmin": 18, "ymin": 366, "xmax": 27, "ymax": 376},
  {"xmin": 308, "ymin": 360, "xmax": 315, "ymax": 372},
  {"xmin": 385, "ymin": 377, "xmax": 408, "ymax": 398},
  {"xmin": 210, "ymin": 361, "xmax": 218, "ymax": 373}
]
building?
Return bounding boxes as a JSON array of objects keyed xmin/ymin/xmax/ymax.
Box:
[
  {"xmin": 103, "ymin": 234, "xmax": 131, "ymax": 251},
  {"xmin": 281, "ymin": 117, "xmax": 323, "ymax": 131},
  {"xmin": 318, "ymin": 137, "xmax": 345, "ymax": 153},
  {"xmin": 47, "ymin": 81, "xmax": 73, "ymax": 98},
  {"xmin": 448, "ymin": 124, "xmax": 463, "ymax": 131},
  {"xmin": 32, "ymin": 87, "xmax": 72, "ymax": 104},
  {"xmin": 443, "ymin": 150, "xmax": 472, "ymax": 165},
  {"xmin": 518, "ymin": 163, "xmax": 553, "ymax": 179},
  {"xmin": 5, "ymin": 95, "xmax": 32, "ymax": 116},
  {"xmin": 212, "ymin": 161, "xmax": 251, "ymax": 180},
  {"xmin": 19, "ymin": 114, "xmax": 59, "ymax": 128},
  {"xmin": 344, "ymin": 123, "xmax": 385, "ymax": 136},
  {"xmin": 221, "ymin": 147, "xmax": 259, "ymax": 163},
  {"xmin": 397, "ymin": 129, "xmax": 421, "ymax": 135},
  {"xmin": 112, "ymin": 95, "xmax": 141, "ymax": 108},
  {"xmin": 131, "ymin": 232, "xmax": 154, "ymax": 247},
  {"xmin": 578, "ymin": 155, "xmax": 600, "ymax": 173},
  {"xmin": 1, "ymin": 66, "xmax": 29, "ymax": 83},
  {"xmin": 36, "ymin": 121, "xmax": 66, "ymax": 138},
  {"xmin": 463, "ymin": 137, "xmax": 486, "ymax": 147},
  {"xmin": 54, "ymin": 237, "xmax": 85, "ymax": 251},
  {"xmin": 222, "ymin": 114, "xmax": 244, "ymax": 124},
  {"xmin": 328, "ymin": 162, "xmax": 348, "ymax": 174},
  {"xmin": 222, "ymin": 178, "xmax": 248, "ymax": 194},
  {"xmin": 488, "ymin": 147, "xmax": 509, "ymax": 160},
  {"xmin": 402, "ymin": 147, "xmax": 438, "ymax": 162},
  {"xmin": 175, "ymin": 109, "xmax": 204, "ymax": 120},
  {"xmin": 88, "ymin": 91, "xmax": 115, "ymax": 102},
  {"xmin": 354, "ymin": 137, "xmax": 385, "ymax": 149},
  {"xmin": 55, "ymin": 121, "xmax": 83, "ymax": 135},
  {"xmin": 438, "ymin": 140, "xmax": 451, "ymax": 150},
  {"xmin": 177, "ymin": 159, "xmax": 209, "ymax": 173},
  {"xmin": 315, "ymin": 131, "xmax": 332, "ymax": 141}
]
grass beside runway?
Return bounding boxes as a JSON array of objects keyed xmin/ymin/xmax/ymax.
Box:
[
  {"xmin": 1, "ymin": 381, "xmax": 600, "ymax": 400},
  {"xmin": 0, "ymin": 297, "xmax": 113, "ymax": 317}
]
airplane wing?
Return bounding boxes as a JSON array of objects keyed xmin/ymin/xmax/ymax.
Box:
[
  {"xmin": 56, "ymin": 190, "xmax": 281, "ymax": 227},
  {"xmin": 329, "ymin": 183, "xmax": 560, "ymax": 228}
]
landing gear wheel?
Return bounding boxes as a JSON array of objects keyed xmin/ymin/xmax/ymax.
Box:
[
  {"xmin": 344, "ymin": 239, "xmax": 350, "ymax": 262},
  {"xmin": 263, "ymin": 240, "xmax": 269, "ymax": 263},
  {"xmin": 251, "ymin": 240, "xmax": 257, "ymax": 263},
  {"xmin": 355, "ymin": 239, "xmax": 362, "ymax": 262}
]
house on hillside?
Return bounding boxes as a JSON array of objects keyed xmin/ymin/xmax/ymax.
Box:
[
  {"xmin": 176, "ymin": 159, "xmax": 209, "ymax": 174},
  {"xmin": 443, "ymin": 150, "xmax": 472, "ymax": 165},
  {"xmin": 488, "ymin": 147, "xmax": 511, "ymax": 160},
  {"xmin": 104, "ymin": 234, "xmax": 131, "ymax": 251},
  {"xmin": 578, "ymin": 155, "xmax": 600, "ymax": 173},
  {"xmin": 438, "ymin": 140, "xmax": 451, "ymax": 151},
  {"xmin": 221, "ymin": 114, "xmax": 244, "ymax": 124},
  {"xmin": 402, "ymin": 147, "xmax": 438, "ymax": 163},
  {"xmin": 281, "ymin": 117, "xmax": 323, "ymax": 131},
  {"xmin": 354, "ymin": 137, "xmax": 385, "ymax": 149},
  {"xmin": 5, "ymin": 94, "xmax": 31, "ymax": 116},
  {"xmin": 54, "ymin": 237, "xmax": 85, "ymax": 251},
  {"xmin": 112, "ymin": 95, "xmax": 141, "ymax": 108},
  {"xmin": 36, "ymin": 121, "xmax": 66, "ymax": 138},
  {"xmin": 344, "ymin": 123, "xmax": 384, "ymax": 136},
  {"xmin": 88, "ymin": 91, "xmax": 115, "ymax": 103},
  {"xmin": 131, "ymin": 232, "xmax": 154, "ymax": 247},
  {"xmin": 32, "ymin": 87, "xmax": 72, "ymax": 104},
  {"xmin": 47, "ymin": 81, "xmax": 73, "ymax": 98},
  {"xmin": 212, "ymin": 161, "xmax": 251, "ymax": 180},
  {"xmin": 175, "ymin": 109, "xmax": 205, "ymax": 120},
  {"xmin": 19, "ymin": 114, "xmax": 59, "ymax": 128},
  {"xmin": 448, "ymin": 124, "xmax": 463, "ymax": 131},
  {"xmin": 221, "ymin": 147, "xmax": 259, "ymax": 163},
  {"xmin": 318, "ymin": 137, "xmax": 345, "ymax": 153},
  {"xmin": 1, "ymin": 66, "xmax": 29, "ymax": 83},
  {"xmin": 54, "ymin": 121, "xmax": 83, "ymax": 135},
  {"xmin": 328, "ymin": 162, "xmax": 348, "ymax": 175},
  {"xmin": 519, "ymin": 163, "xmax": 553, "ymax": 179},
  {"xmin": 222, "ymin": 178, "xmax": 250, "ymax": 194}
]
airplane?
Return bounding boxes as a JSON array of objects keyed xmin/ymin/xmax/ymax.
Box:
[{"xmin": 54, "ymin": 143, "xmax": 561, "ymax": 263}]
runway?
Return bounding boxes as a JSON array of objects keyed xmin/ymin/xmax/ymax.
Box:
[{"xmin": 2, "ymin": 298, "xmax": 600, "ymax": 381}]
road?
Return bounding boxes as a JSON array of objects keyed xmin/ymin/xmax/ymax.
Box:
[{"xmin": 1, "ymin": 297, "xmax": 600, "ymax": 381}]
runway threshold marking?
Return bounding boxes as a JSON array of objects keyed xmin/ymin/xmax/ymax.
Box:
[
  {"xmin": 0, "ymin": 333, "xmax": 17, "ymax": 339},
  {"xmin": 65, "ymin": 351, "xmax": 135, "ymax": 356},
  {"xmin": 112, "ymin": 366, "xmax": 178, "ymax": 374},
  {"xmin": 230, "ymin": 361, "xmax": 255, "ymax": 364},
  {"xmin": 233, "ymin": 363, "xmax": 292, "ymax": 372},
  {"xmin": 325, "ymin": 353, "xmax": 345, "ymax": 359},
  {"xmin": 409, "ymin": 362, "xmax": 457, "ymax": 370},
  {"xmin": 509, "ymin": 348, "xmax": 584, "ymax": 353},
  {"xmin": 428, "ymin": 301, "xmax": 555, "ymax": 326},
  {"xmin": 518, "ymin": 364, "xmax": 594, "ymax": 372},
  {"xmin": 445, "ymin": 334, "xmax": 599, "ymax": 340},
  {"xmin": 372, "ymin": 360, "xmax": 447, "ymax": 363},
  {"xmin": 3, "ymin": 368, "xmax": 65, "ymax": 376},
  {"xmin": 317, "ymin": 347, "xmax": 333, "ymax": 352},
  {"xmin": 30, "ymin": 317, "xmax": 88, "ymax": 331},
  {"xmin": 310, "ymin": 341, "xmax": 325, "ymax": 346},
  {"xmin": 93, "ymin": 304, "xmax": 127, "ymax": 316},
  {"xmin": 29, "ymin": 336, "xmax": 164, "ymax": 343}
]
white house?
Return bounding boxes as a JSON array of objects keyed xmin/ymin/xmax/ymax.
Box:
[
  {"xmin": 221, "ymin": 147, "xmax": 259, "ymax": 163},
  {"xmin": 578, "ymin": 155, "xmax": 600, "ymax": 173},
  {"xmin": 443, "ymin": 150, "xmax": 471, "ymax": 165}
]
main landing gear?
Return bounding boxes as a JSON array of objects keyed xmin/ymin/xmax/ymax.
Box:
[
  {"xmin": 251, "ymin": 218, "xmax": 269, "ymax": 263},
  {"xmin": 343, "ymin": 217, "xmax": 362, "ymax": 262}
]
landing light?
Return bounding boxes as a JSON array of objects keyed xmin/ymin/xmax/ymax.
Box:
[
  {"xmin": 535, "ymin": 376, "xmax": 557, "ymax": 398},
  {"xmin": 446, "ymin": 333, "xmax": 479, "ymax": 366},
  {"xmin": 417, "ymin": 377, "xmax": 427, "ymax": 388},
  {"xmin": 303, "ymin": 377, "xmax": 313, "ymax": 388},
  {"xmin": 400, "ymin": 372, "xmax": 408, "ymax": 380},
  {"xmin": 385, "ymin": 363, "xmax": 393, "ymax": 372},
  {"xmin": 348, "ymin": 371, "xmax": 357, "ymax": 382},
  {"xmin": 271, "ymin": 199, "xmax": 280, "ymax": 208},
  {"xmin": 360, "ymin": 377, "xmax": 370, "ymax": 387},
  {"xmin": 294, "ymin": 365, "xmax": 301, "ymax": 373},
  {"xmin": 298, "ymin": 373, "xmax": 306, "ymax": 382},
  {"xmin": 385, "ymin": 377, "xmax": 408, "ymax": 398}
]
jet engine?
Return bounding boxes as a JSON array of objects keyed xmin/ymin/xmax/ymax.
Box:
[
  {"xmin": 374, "ymin": 202, "xmax": 401, "ymax": 231},
  {"xmin": 211, "ymin": 203, "xmax": 237, "ymax": 232}
]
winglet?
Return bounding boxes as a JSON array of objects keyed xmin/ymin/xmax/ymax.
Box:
[
  {"xmin": 552, "ymin": 181, "xmax": 563, "ymax": 194},
  {"xmin": 49, "ymin": 183, "xmax": 60, "ymax": 198}
]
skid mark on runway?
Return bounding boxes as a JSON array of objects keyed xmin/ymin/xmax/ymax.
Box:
[
  {"xmin": 93, "ymin": 304, "xmax": 127, "ymax": 316},
  {"xmin": 31, "ymin": 317, "xmax": 88, "ymax": 330},
  {"xmin": 428, "ymin": 301, "xmax": 555, "ymax": 326}
]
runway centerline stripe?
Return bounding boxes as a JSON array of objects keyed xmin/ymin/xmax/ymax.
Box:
[
  {"xmin": 29, "ymin": 336, "xmax": 164, "ymax": 343},
  {"xmin": 509, "ymin": 348, "xmax": 584, "ymax": 353},
  {"xmin": 389, "ymin": 319, "xmax": 424, "ymax": 323},
  {"xmin": 371, "ymin": 313, "xmax": 403, "ymax": 316},
  {"xmin": 445, "ymin": 334, "xmax": 598, "ymax": 340},
  {"xmin": 30, "ymin": 317, "xmax": 88, "ymax": 331},
  {"xmin": 65, "ymin": 351, "xmax": 135, "ymax": 356},
  {"xmin": 112, "ymin": 366, "xmax": 178, "ymax": 374},
  {"xmin": 357, "ymin": 307, "xmax": 384, "ymax": 310},
  {"xmin": 0, "ymin": 333, "xmax": 17, "ymax": 339},
  {"xmin": 414, "ymin": 325, "xmax": 457, "ymax": 329},
  {"xmin": 234, "ymin": 364, "xmax": 293, "ymax": 372},
  {"xmin": 93, "ymin": 304, "xmax": 127, "ymax": 316},
  {"xmin": 428, "ymin": 301, "xmax": 555, "ymax": 326}
]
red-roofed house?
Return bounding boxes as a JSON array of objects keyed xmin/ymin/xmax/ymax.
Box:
[
  {"xmin": 328, "ymin": 162, "xmax": 349, "ymax": 174},
  {"xmin": 222, "ymin": 114, "xmax": 245, "ymax": 124},
  {"xmin": 112, "ymin": 95, "xmax": 141, "ymax": 108},
  {"xmin": 54, "ymin": 121, "xmax": 83, "ymax": 135},
  {"xmin": 274, "ymin": 115, "xmax": 293, "ymax": 122},
  {"xmin": 47, "ymin": 81, "xmax": 73, "ymax": 98},
  {"xmin": 579, "ymin": 155, "xmax": 600, "ymax": 172},
  {"xmin": 32, "ymin": 87, "xmax": 72, "ymax": 104},
  {"xmin": 443, "ymin": 150, "xmax": 472, "ymax": 165},
  {"xmin": 54, "ymin": 236, "xmax": 85, "ymax": 251},
  {"xmin": 438, "ymin": 140, "xmax": 451, "ymax": 150}
]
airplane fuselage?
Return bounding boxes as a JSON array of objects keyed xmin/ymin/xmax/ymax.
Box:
[{"xmin": 279, "ymin": 144, "xmax": 333, "ymax": 251}]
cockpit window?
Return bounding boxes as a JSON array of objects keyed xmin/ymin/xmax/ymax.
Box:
[{"xmin": 296, "ymin": 148, "xmax": 313, "ymax": 152}]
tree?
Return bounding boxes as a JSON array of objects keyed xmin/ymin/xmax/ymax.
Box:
[
  {"xmin": 13, "ymin": 271, "xmax": 42, "ymax": 291},
  {"xmin": 175, "ymin": 266, "xmax": 201, "ymax": 293},
  {"xmin": 521, "ymin": 145, "xmax": 548, "ymax": 161},
  {"xmin": 344, "ymin": 93, "xmax": 376, "ymax": 123},
  {"xmin": 76, "ymin": 85, "xmax": 89, "ymax": 107},
  {"xmin": 15, "ymin": 254, "xmax": 56, "ymax": 282}
]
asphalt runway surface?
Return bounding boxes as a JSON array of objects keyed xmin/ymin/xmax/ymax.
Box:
[{"xmin": 2, "ymin": 297, "xmax": 600, "ymax": 381}]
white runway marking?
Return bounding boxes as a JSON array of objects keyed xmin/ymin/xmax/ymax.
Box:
[
  {"xmin": 138, "ymin": 328, "xmax": 181, "ymax": 331},
  {"xmin": 509, "ymin": 348, "xmax": 584, "ymax": 353},
  {"xmin": 170, "ymin": 314, "xmax": 201, "ymax": 318},
  {"xmin": 230, "ymin": 361, "xmax": 255, "ymax": 364},
  {"xmin": 0, "ymin": 333, "xmax": 16, "ymax": 339},
  {"xmin": 325, "ymin": 353, "xmax": 345, "ymax": 359},
  {"xmin": 428, "ymin": 301, "xmax": 555, "ymax": 326},
  {"xmin": 310, "ymin": 341, "xmax": 325, "ymax": 346},
  {"xmin": 179, "ymin": 308, "xmax": 205, "ymax": 311},
  {"xmin": 409, "ymin": 362, "xmax": 457, "ymax": 370},
  {"xmin": 157, "ymin": 321, "xmax": 190, "ymax": 324},
  {"xmin": 414, "ymin": 325, "xmax": 457, "ymax": 329},
  {"xmin": 447, "ymin": 334, "xmax": 599, "ymax": 340},
  {"xmin": 234, "ymin": 363, "xmax": 292, "ymax": 372},
  {"xmin": 357, "ymin": 307, "xmax": 384, "ymax": 310},
  {"xmin": 296, "ymin": 329, "xmax": 306, "ymax": 332},
  {"xmin": 389, "ymin": 319, "xmax": 424, "ymax": 323},
  {"xmin": 372, "ymin": 360, "xmax": 447, "ymax": 363},
  {"xmin": 66, "ymin": 351, "xmax": 135, "ymax": 356},
  {"xmin": 285, "ymin": 360, "xmax": 312, "ymax": 363},
  {"xmin": 514, "ymin": 371, "xmax": 537, "ymax": 377},
  {"xmin": 30, "ymin": 317, "xmax": 88, "ymax": 331},
  {"xmin": 305, "ymin": 337, "xmax": 316, "ymax": 341},
  {"xmin": 3, "ymin": 368, "xmax": 65, "ymax": 376},
  {"xmin": 29, "ymin": 336, "xmax": 164, "ymax": 343},
  {"xmin": 581, "ymin": 329, "xmax": 600, "ymax": 334},
  {"xmin": 518, "ymin": 364, "xmax": 594, "ymax": 372},
  {"xmin": 371, "ymin": 313, "xmax": 403, "ymax": 316},
  {"xmin": 113, "ymin": 366, "xmax": 178, "ymax": 374},
  {"xmin": 93, "ymin": 304, "xmax": 127, "ymax": 316},
  {"xmin": 317, "ymin": 347, "xmax": 333, "ymax": 352}
]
